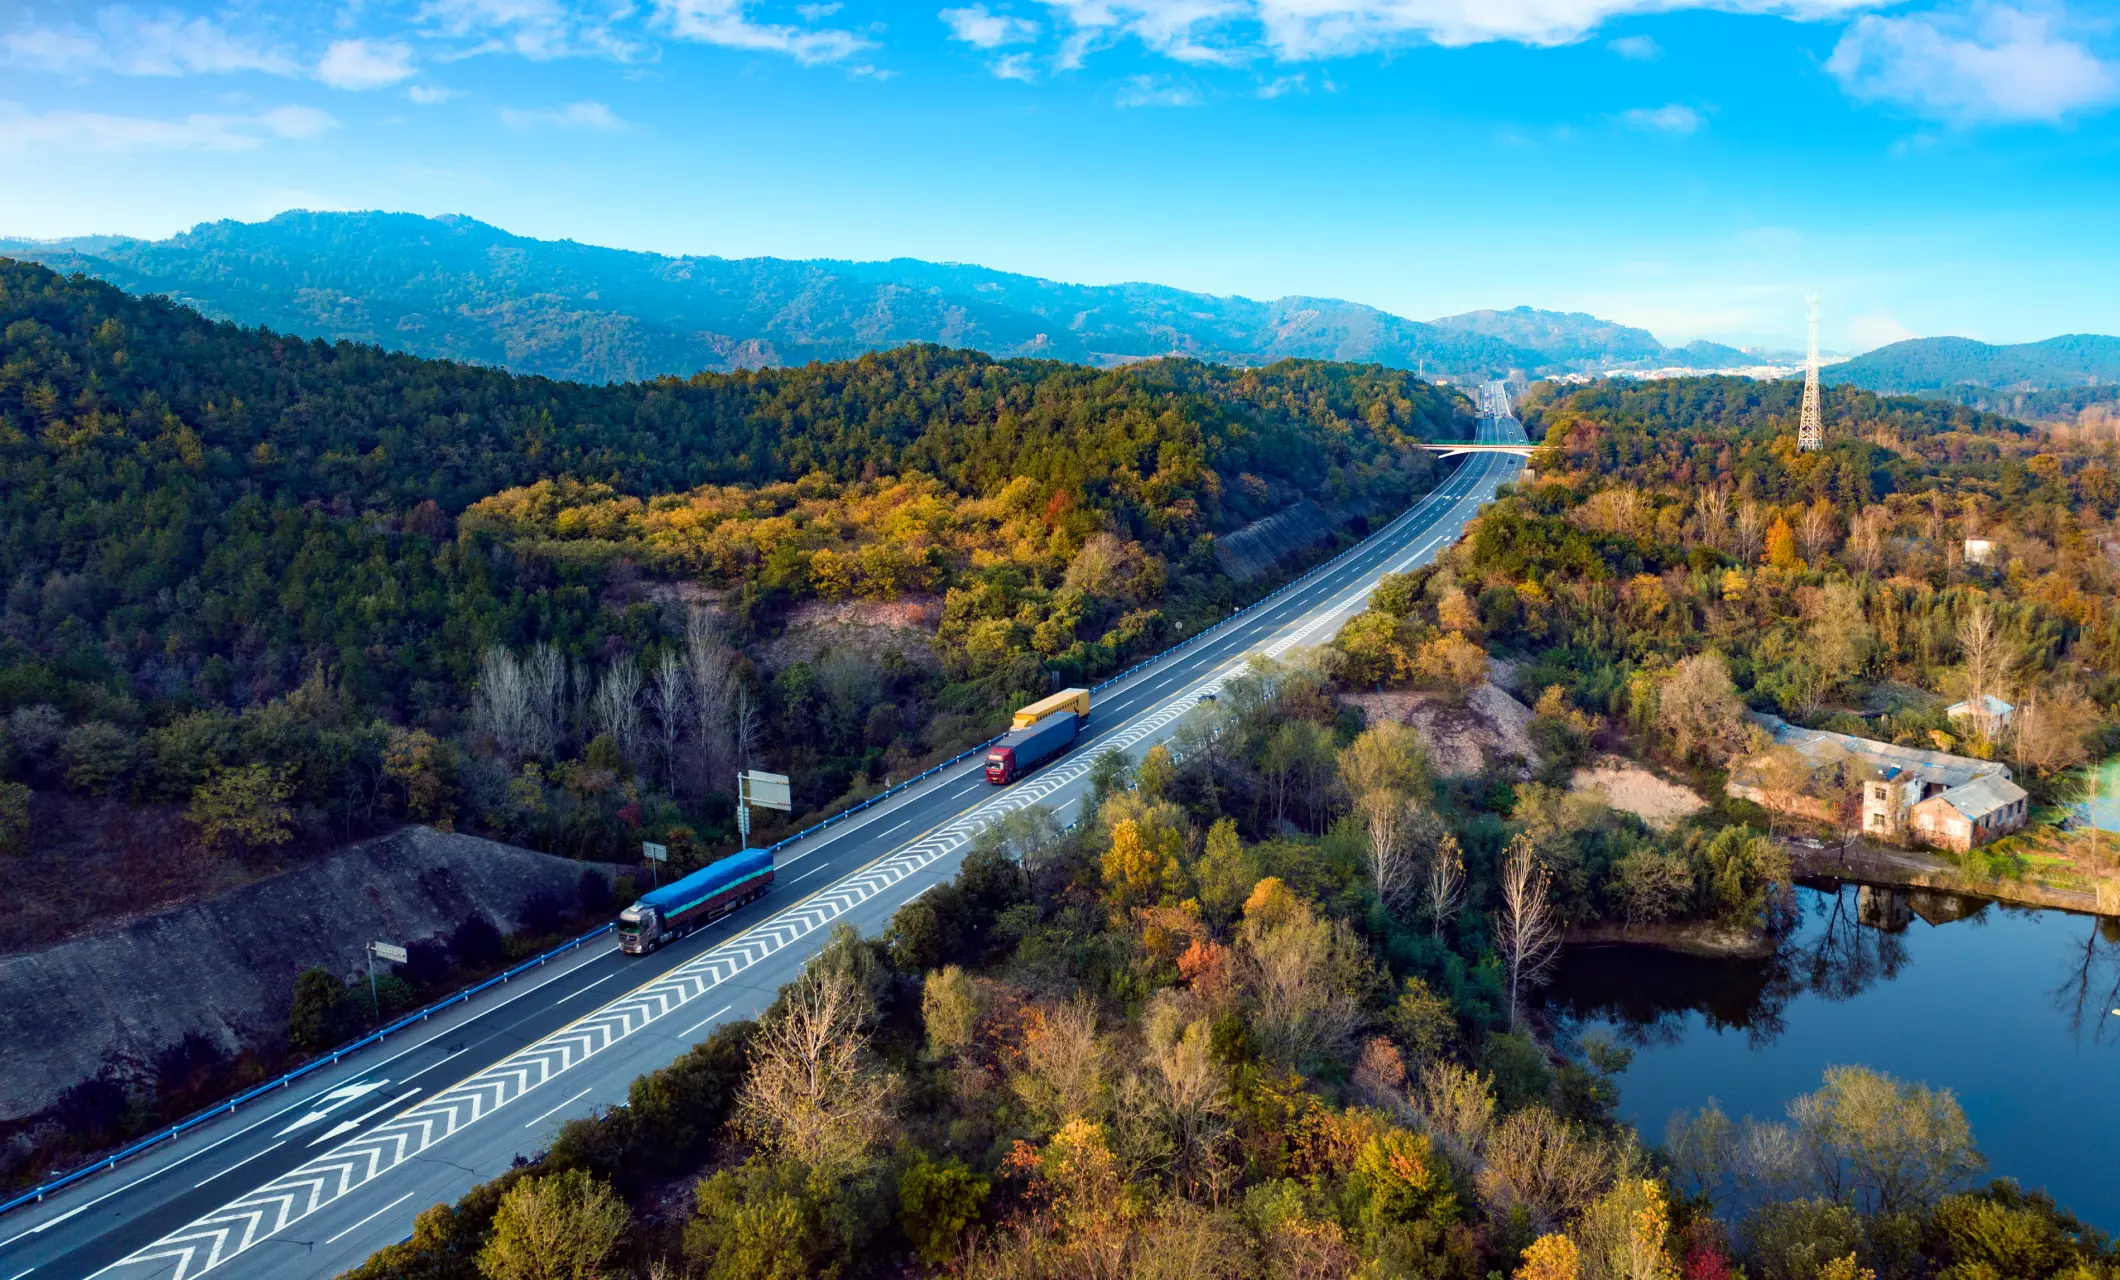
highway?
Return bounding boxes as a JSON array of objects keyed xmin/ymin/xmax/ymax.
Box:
[{"xmin": 0, "ymin": 391, "xmax": 1525, "ymax": 1280}]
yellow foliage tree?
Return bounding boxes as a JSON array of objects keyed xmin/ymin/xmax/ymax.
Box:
[
  {"xmin": 1516, "ymin": 1233, "xmax": 1581, "ymax": 1280},
  {"xmin": 1764, "ymin": 514, "xmax": 1804, "ymax": 571},
  {"xmin": 1101, "ymin": 818, "xmax": 1184, "ymax": 910}
]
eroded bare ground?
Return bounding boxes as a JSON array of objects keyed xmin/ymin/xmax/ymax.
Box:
[
  {"xmin": 1343, "ymin": 680, "xmax": 1540, "ymax": 779},
  {"xmin": 1569, "ymin": 757, "xmax": 1708, "ymax": 831}
]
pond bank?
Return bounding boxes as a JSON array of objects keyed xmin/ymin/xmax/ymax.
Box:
[
  {"xmin": 1788, "ymin": 840, "xmax": 2120, "ymax": 917},
  {"xmin": 1563, "ymin": 919, "xmax": 1774, "ymax": 958}
]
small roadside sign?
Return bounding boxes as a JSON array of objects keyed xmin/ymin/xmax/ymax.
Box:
[
  {"xmin": 745, "ymin": 770, "xmax": 793, "ymax": 811},
  {"xmin": 642, "ymin": 841, "xmax": 668, "ymax": 863},
  {"xmin": 372, "ymin": 942, "xmax": 408, "ymax": 964}
]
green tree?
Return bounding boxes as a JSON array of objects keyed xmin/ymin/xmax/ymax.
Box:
[
  {"xmin": 61, "ymin": 721, "xmax": 135, "ymax": 796},
  {"xmin": 1788, "ymin": 1065, "xmax": 1985, "ymax": 1216},
  {"xmin": 0, "ymin": 781, "xmax": 30, "ymax": 855},
  {"xmin": 477, "ymin": 1168, "xmax": 630, "ymax": 1280},
  {"xmin": 186, "ymin": 765, "xmax": 294, "ymax": 857},
  {"xmin": 898, "ymin": 1153, "xmax": 989, "ymax": 1267},
  {"xmin": 289, "ymin": 968, "xmax": 354, "ymax": 1052}
]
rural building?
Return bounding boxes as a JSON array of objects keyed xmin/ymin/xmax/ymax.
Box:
[
  {"xmin": 1728, "ymin": 714, "xmax": 2028, "ymax": 852},
  {"xmin": 1946, "ymin": 694, "xmax": 2014, "ymax": 738},
  {"xmin": 1964, "ymin": 538, "xmax": 1995, "ymax": 565}
]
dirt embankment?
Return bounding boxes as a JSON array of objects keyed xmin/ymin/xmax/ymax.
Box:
[
  {"xmin": 1570, "ymin": 758, "xmax": 1708, "ymax": 831},
  {"xmin": 0, "ymin": 826, "xmax": 606, "ymax": 1123},
  {"xmin": 753, "ymin": 595, "xmax": 944, "ymax": 674},
  {"xmin": 1345, "ymin": 681, "xmax": 1539, "ymax": 778}
]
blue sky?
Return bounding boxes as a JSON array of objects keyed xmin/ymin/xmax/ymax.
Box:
[{"xmin": 1, "ymin": 1, "xmax": 2116, "ymax": 351}]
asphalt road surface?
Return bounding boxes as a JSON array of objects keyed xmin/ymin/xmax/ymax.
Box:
[{"xmin": 1, "ymin": 404, "xmax": 1525, "ymax": 1280}]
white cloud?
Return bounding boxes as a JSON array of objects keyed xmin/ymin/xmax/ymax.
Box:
[
  {"xmin": 1027, "ymin": 0, "xmax": 1868, "ymax": 64},
  {"xmin": 407, "ymin": 84, "xmax": 461, "ymax": 104},
  {"xmin": 0, "ymin": 102, "xmax": 334, "ymax": 152},
  {"xmin": 1849, "ymin": 311, "xmax": 1918, "ymax": 349},
  {"xmin": 1620, "ymin": 102, "xmax": 1703, "ymax": 131},
  {"xmin": 651, "ymin": 0, "xmax": 870, "ymax": 63},
  {"xmin": 317, "ymin": 38, "xmax": 417, "ymax": 89},
  {"xmin": 991, "ymin": 51, "xmax": 1040, "ymax": 78},
  {"xmin": 1114, "ymin": 72, "xmax": 1202, "ymax": 105},
  {"xmin": 797, "ymin": 2, "xmax": 844, "ymax": 16},
  {"xmin": 1827, "ymin": 6, "xmax": 2119, "ymax": 124},
  {"xmin": 1258, "ymin": 71, "xmax": 1305, "ymax": 95},
  {"xmin": 498, "ymin": 99, "xmax": 630, "ymax": 129},
  {"xmin": 1608, "ymin": 33, "xmax": 1660, "ymax": 58},
  {"xmin": 942, "ymin": 5, "xmax": 1041, "ymax": 48},
  {"xmin": 2, "ymin": 7, "xmax": 298, "ymax": 77},
  {"xmin": 417, "ymin": 0, "xmax": 648, "ymax": 62}
]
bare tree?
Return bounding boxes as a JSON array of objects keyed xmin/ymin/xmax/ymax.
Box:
[
  {"xmin": 2012, "ymin": 685, "xmax": 2097, "ymax": 776},
  {"xmin": 732, "ymin": 684, "xmax": 761, "ymax": 775},
  {"xmin": 735, "ymin": 963, "xmax": 894, "ymax": 1170},
  {"xmin": 1694, "ymin": 486, "xmax": 1730, "ymax": 552},
  {"xmin": 1799, "ymin": 501, "xmax": 1839, "ymax": 565},
  {"xmin": 1658, "ymin": 651, "xmax": 1747, "ymax": 763},
  {"xmin": 1425, "ymin": 832, "xmax": 1466, "ymax": 941},
  {"xmin": 646, "ymin": 649, "xmax": 687, "ymax": 793},
  {"xmin": 1849, "ymin": 505, "xmax": 1890, "ymax": 575},
  {"xmin": 471, "ymin": 646, "xmax": 535, "ymax": 762},
  {"xmin": 1365, "ymin": 797, "xmax": 1417, "ymax": 913},
  {"xmin": 590, "ymin": 654, "xmax": 644, "ymax": 770},
  {"xmin": 684, "ymin": 610, "xmax": 738, "ymax": 787},
  {"xmin": 1955, "ymin": 607, "xmax": 2012, "ymax": 742},
  {"xmin": 1735, "ymin": 500, "xmax": 1767, "ymax": 564},
  {"xmin": 1494, "ymin": 834, "xmax": 1560, "ymax": 1030},
  {"xmin": 524, "ymin": 643, "xmax": 567, "ymax": 759}
]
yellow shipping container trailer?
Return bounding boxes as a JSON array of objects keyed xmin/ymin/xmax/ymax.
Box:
[{"xmin": 1012, "ymin": 688, "xmax": 1091, "ymax": 729}]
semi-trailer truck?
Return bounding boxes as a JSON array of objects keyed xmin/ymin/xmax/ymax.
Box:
[
  {"xmin": 616, "ymin": 846, "xmax": 774, "ymax": 954},
  {"xmin": 986, "ymin": 688, "xmax": 1090, "ymax": 784}
]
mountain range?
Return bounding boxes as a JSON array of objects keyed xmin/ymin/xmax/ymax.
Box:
[{"xmin": 1, "ymin": 211, "xmax": 1750, "ymax": 386}]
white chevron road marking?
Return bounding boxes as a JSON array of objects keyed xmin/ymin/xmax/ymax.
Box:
[{"xmin": 91, "ymin": 453, "xmax": 1513, "ymax": 1280}]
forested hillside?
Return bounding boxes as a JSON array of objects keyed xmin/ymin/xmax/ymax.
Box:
[
  {"xmin": 1825, "ymin": 334, "xmax": 2120, "ymax": 423},
  {"xmin": 1333, "ymin": 376, "xmax": 2120, "ymax": 814},
  {"xmin": 327, "ymin": 364, "xmax": 2120, "ymax": 1279},
  {"xmin": 0, "ymin": 255, "xmax": 1469, "ymax": 941},
  {"xmin": 0, "ymin": 213, "xmax": 1544, "ymax": 384}
]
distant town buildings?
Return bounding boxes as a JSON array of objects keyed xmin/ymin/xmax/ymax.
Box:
[{"xmin": 1728, "ymin": 714, "xmax": 2029, "ymax": 852}]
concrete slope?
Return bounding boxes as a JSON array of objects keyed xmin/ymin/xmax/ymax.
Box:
[{"xmin": 0, "ymin": 828, "xmax": 603, "ymax": 1122}]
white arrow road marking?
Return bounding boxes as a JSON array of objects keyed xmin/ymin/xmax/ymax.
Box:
[
  {"xmin": 273, "ymin": 1080, "xmax": 391, "ymax": 1138},
  {"xmin": 91, "ymin": 457, "xmax": 1517, "ymax": 1280},
  {"xmin": 311, "ymin": 1091, "xmax": 420, "ymax": 1146}
]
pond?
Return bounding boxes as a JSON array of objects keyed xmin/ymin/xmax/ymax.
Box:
[{"xmin": 1546, "ymin": 882, "xmax": 2120, "ymax": 1230}]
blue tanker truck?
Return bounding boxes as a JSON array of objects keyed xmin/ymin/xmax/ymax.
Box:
[{"xmin": 616, "ymin": 846, "xmax": 774, "ymax": 955}]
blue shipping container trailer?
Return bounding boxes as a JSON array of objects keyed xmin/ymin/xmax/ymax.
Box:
[
  {"xmin": 617, "ymin": 847, "xmax": 774, "ymax": 954},
  {"xmin": 985, "ymin": 705, "xmax": 1085, "ymax": 784}
]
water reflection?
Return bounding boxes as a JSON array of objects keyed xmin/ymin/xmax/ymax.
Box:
[{"xmin": 1545, "ymin": 882, "xmax": 2120, "ymax": 1229}]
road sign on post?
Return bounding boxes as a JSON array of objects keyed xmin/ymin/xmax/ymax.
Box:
[
  {"xmin": 642, "ymin": 840, "xmax": 667, "ymax": 886},
  {"xmin": 736, "ymin": 769, "xmax": 793, "ymax": 850},
  {"xmin": 368, "ymin": 941, "xmax": 405, "ymax": 1015},
  {"xmin": 745, "ymin": 770, "xmax": 792, "ymax": 811}
]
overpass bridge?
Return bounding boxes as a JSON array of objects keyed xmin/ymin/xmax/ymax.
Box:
[{"xmin": 1420, "ymin": 379, "xmax": 1538, "ymax": 458}]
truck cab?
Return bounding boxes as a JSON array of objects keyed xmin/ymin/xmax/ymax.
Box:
[
  {"xmin": 616, "ymin": 903, "xmax": 664, "ymax": 954},
  {"xmin": 984, "ymin": 747, "xmax": 1017, "ymax": 784}
]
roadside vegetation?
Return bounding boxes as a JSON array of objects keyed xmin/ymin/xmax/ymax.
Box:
[{"xmin": 342, "ymin": 664, "xmax": 2116, "ymax": 1278}]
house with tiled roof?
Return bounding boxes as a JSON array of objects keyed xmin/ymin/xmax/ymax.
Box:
[{"xmin": 1728, "ymin": 714, "xmax": 2028, "ymax": 852}]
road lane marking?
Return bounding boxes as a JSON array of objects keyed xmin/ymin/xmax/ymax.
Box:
[
  {"xmin": 322, "ymin": 1193, "xmax": 414, "ymax": 1246},
  {"xmin": 681, "ymin": 1005, "xmax": 733, "ymax": 1038},
  {"xmin": 523, "ymin": 1089, "xmax": 593, "ymax": 1131},
  {"xmin": 789, "ymin": 864, "xmax": 828, "ymax": 883},
  {"xmin": 193, "ymin": 1143, "xmax": 284, "ymax": 1189}
]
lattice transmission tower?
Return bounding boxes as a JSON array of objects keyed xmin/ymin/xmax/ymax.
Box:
[{"xmin": 1798, "ymin": 296, "xmax": 1824, "ymax": 452}]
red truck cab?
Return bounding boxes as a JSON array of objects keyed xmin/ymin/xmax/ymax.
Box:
[{"xmin": 984, "ymin": 747, "xmax": 1017, "ymax": 784}]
